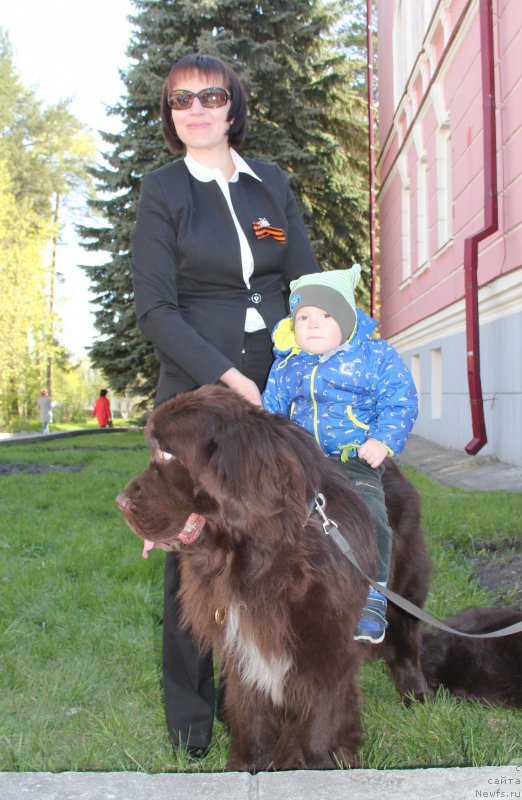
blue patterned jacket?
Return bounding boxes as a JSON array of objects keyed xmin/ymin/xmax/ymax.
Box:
[{"xmin": 262, "ymin": 308, "xmax": 418, "ymax": 460}]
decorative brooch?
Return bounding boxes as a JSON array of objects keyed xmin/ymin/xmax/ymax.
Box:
[{"xmin": 252, "ymin": 217, "xmax": 287, "ymax": 243}]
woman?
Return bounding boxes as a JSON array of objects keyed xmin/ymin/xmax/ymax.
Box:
[{"xmin": 131, "ymin": 53, "xmax": 320, "ymax": 759}]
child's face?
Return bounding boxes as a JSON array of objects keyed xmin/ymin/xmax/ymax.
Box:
[{"xmin": 293, "ymin": 306, "xmax": 343, "ymax": 354}]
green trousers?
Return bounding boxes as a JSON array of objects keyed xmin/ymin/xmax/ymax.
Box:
[{"xmin": 339, "ymin": 457, "xmax": 392, "ymax": 584}]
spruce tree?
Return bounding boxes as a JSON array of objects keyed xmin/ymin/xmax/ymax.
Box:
[{"xmin": 81, "ymin": 0, "xmax": 370, "ymax": 398}]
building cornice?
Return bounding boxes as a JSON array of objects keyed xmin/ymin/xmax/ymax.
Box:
[{"xmin": 389, "ymin": 268, "xmax": 522, "ymax": 351}]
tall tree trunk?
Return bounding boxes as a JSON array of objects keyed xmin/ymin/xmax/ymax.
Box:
[{"xmin": 47, "ymin": 192, "xmax": 61, "ymax": 397}]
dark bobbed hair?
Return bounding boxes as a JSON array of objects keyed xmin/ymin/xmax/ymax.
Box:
[
  {"xmin": 100, "ymin": 389, "xmax": 108, "ymax": 397},
  {"xmin": 161, "ymin": 54, "xmax": 248, "ymax": 155}
]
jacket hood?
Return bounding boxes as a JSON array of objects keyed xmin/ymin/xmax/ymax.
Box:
[{"xmin": 271, "ymin": 307, "xmax": 379, "ymax": 358}]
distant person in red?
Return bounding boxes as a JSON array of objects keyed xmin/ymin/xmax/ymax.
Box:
[{"xmin": 92, "ymin": 389, "xmax": 112, "ymax": 427}]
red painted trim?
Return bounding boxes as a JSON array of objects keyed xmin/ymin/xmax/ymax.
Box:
[{"xmin": 463, "ymin": 0, "xmax": 498, "ymax": 455}]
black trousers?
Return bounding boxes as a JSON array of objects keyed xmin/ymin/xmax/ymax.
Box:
[
  {"xmin": 161, "ymin": 329, "xmax": 273, "ymax": 750},
  {"xmin": 339, "ymin": 458, "xmax": 392, "ymax": 584}
]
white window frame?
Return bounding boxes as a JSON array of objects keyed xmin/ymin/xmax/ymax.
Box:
[
  {"xmin": 430, "ymin": 347, "xmax": 442, "ymax": 419},
  {"xmin": 398, "ymin": 155, "xmax": 412, "ymax": 282}
]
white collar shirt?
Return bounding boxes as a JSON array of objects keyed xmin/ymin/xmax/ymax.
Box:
[{"xmin": 184, "ymin": 149, "xmax": 265, "ymax": 332}]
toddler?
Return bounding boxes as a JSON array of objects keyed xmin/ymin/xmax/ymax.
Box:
[{"xmin": 262, "ymin": 266, "xmax": 418, "ymax": 643}]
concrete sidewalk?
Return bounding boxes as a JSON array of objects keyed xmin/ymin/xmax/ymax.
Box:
[
  {"xmin": 1, "ymin": 765, "xmax": 521, "ymax": 800},
  {"xmin": 398, "ymin": 433, "xmax": 522, "ymax": 492},
  {"xmin": 0, "ymin": 427, "xmax": 131, "ymax": 444}
]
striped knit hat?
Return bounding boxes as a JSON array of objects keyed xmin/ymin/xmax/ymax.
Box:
[{"xmin": 289, "ymin": 265, "xmax": 362, "ymax": 341}]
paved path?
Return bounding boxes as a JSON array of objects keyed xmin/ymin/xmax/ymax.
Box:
[
  {"xmin": 398, "ymin": 434, "xmax": 522, "ymax": 492},
  {"xmin": 0, "ymin": 427, "xmax": 130, "ymax": 444}
]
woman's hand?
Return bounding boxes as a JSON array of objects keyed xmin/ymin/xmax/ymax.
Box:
[
  {"xmin": 358, "ymin": 438, "xmax": 388, "ymax": 468},
  {"xmin": 220, "ymin": 368, "xmax": 263, "ymax": 406}
]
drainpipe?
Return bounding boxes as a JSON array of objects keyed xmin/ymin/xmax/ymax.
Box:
[
  {"xmin": 463, "ymin": 0, "xmax": 498, "ymax": 455},
  {"xmin": 367, "ymin": 0, "xmax": 377, "ymax": 318}
]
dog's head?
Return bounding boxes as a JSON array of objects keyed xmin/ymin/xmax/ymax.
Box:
[{"xmin": 116, "ymin": 385, "xmax": 326, "ymax": 556}]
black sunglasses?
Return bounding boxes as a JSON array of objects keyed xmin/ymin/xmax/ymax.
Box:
[{"xmin": 167, "ymin": 87, "xmax": 230, "ymax": 110}]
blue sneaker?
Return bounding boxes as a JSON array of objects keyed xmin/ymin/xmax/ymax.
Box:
[{"xmin": 354, "ymin": 588, "xmax": 388, "ymax": 644}]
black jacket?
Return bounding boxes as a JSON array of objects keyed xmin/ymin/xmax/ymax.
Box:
[{"xmin": 131, "ymin": 157, "xmax": 320, "ymax": 397}]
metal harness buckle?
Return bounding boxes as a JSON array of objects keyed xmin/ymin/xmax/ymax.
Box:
[{"xmin": 314, "ymin": 492, "xmax": 340, "ymax": 536}]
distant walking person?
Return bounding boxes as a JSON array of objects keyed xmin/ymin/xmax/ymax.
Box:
[
  {"xmin": 92, "ymin": 389, "xmax": 112, "ymax": 427},
  {"xmin": 37, "ymin": 388, "xmax": 52, "ymax": 434}
]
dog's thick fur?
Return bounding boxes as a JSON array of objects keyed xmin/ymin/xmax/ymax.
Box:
[
  {"xmin": 420, "ymin": 606, "xmax": 522, "ymax": 708},
  {"xmin": 117, "ymin": 385, "xmax": 431, "ymax": 770}
]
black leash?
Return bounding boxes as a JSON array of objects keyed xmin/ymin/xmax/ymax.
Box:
[{"xmin": 313, "ymin": 493, "xmax": 522, "ymax": 639}]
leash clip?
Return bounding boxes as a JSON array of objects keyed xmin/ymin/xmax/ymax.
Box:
[{"xmin": 314, "ymin": 492, "xmax": 339, "ymax": 536}]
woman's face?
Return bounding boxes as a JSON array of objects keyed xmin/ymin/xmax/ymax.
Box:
[{"xmin": 168, "ymin": 71, "xmax": 232, "ymax": 156}]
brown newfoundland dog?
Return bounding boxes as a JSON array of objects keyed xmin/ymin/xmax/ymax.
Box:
[
  {"xmin": 116, "ymin": 385, "xmax": 431, "ymax": 770},
  {"xmin": 420, "ymin": 606, "xmax": 522, "ymax": 708}
]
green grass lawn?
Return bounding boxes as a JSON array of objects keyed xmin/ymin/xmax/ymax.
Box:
[{"xmin": 0, "ymin": 433, "xmax": 520, "ymax": 773}]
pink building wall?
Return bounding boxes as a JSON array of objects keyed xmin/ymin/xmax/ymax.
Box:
[{"xmin": 375, "ymin": 0, "xmax": 522, "ymax": 464}]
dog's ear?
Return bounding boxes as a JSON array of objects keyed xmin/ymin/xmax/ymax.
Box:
[
  {"xmin": 145, "ymin": 387, "xmax": 318, "ymax": 528},
  {"xmin": 197, "ymin": 414, "xmax": 310, "ymax": 523},
  {"xmin": 146, "ymin": 398, "xmax": 209, "ymax": 466}
]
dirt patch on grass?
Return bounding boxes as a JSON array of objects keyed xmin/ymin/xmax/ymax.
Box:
[
  {"xmin": 472, "ymin": 537, "xmax": 522, "ymax": 608},
  {"xmin": 445, "ymin": 536, "xmax": 522, "ymax": 608},
  {"xmin": 0, "ymin": 462, "xmax": 83, "ymax": 476}
]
